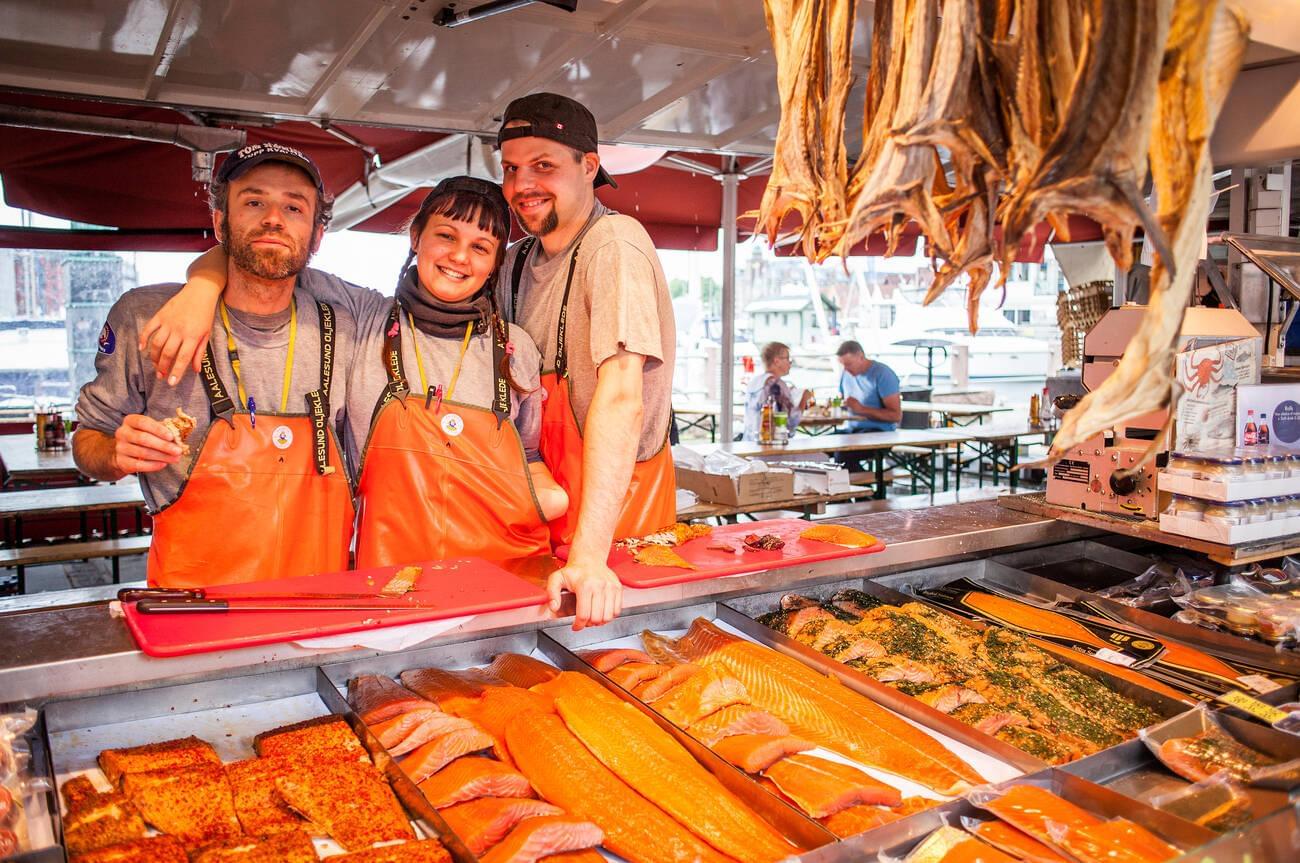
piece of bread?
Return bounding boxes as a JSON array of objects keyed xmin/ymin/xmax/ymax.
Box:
[
  {"xmin": 97, "ymin": 736, "xmax": 221, "ymax": 787},
  {"xmin": 253, "ymin": 715, "xmax": 371, "ymax": 765},
  {"xmin": 274, "ymin": 761, "xmax": 414, "ymax": 851},
  {"xmin": 224, "ymin": 757, "xmax": 304, "ymax": 837},
  {"xmin": 121, "ymin": 764, "xmax": 243, "ymax": 851},
  {"xmin": 160, "ymin": 407, "xmax": 197, "ymax": 455},
  {"xmin": 69, "ymin": 835, "xmax": 188, "ymax": 863},
  {"xmin": 332, "ymin": 840, "xmax": 453, "ymax": 863},
  {"xmin": 60, "ymin": 775, "xmax": 147, "ymax": 853},
  {"xmin": 190, "ymin": 828, "xmax": 317, "ymax": 863},
  {"xmin": 798, "ymin": 524, "xmax": 879, "ymax": 548}
]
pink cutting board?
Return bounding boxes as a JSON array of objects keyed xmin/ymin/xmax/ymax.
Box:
[
  {"xmin": 611, "ymin": 519, "xmax": 885, "ymax": 589},
  {"xmin": 122, "ymin": 559, "xmax": 548, "ymax": 657}
]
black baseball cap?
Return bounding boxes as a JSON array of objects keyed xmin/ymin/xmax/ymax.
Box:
[
  {"xmin": 424, "ymin": 176, "xmax": 511, "ymax": 231},
  {"xmin": 496, "ymin": 93, "xmax": 617, "ymax": 189},
  {"xmin": 215, "ymin": 142, "xmax": 325, "ymax": 192}
]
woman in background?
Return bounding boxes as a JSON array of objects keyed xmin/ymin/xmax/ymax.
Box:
[{"xmin": 742, "ymin": 341, "xmax": 812, "ymax": 442}]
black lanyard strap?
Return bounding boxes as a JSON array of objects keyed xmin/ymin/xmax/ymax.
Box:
[
  {"xmin": 554, "ymin": 242, "xmax": 582, "ymax": 379},
  {"xmin": 491, "ymin": 316, "xmax": 511, "ymax": 427},
  {"xmin": 198, "ymin": 346, "xmax": 236, "ymax": 422},
  {"xmin": 508, "ymin": 237, "xmax": 536, "ymax": 322},
  {"xmin": 372, "ymin": 301, "xmax": 411, "ymax": 428}
]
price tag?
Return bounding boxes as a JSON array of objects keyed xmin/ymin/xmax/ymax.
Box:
[
  {"xmin": 1095, "ymin": 648, "xmax": 1138, "ymax": 667},
  {"xmin": 1216, "ymin": 690, "xmax": 1289, "ymax": 725},
  {"xmin": 1236, "ymin": 674, "xmax": 1284, "ymax": 695}
]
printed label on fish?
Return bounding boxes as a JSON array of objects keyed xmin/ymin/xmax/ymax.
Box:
[
  {"xmin": 1236, "ymin": 674, "xmax": 1284, "ymax": 694},
  {"xmin": 1217, "ymin": 690, "xmax": 1289, "ymax": 725},
  {"xmin": 1095, "ymin": 648, "xmax": 1138, "ymax": 667}
]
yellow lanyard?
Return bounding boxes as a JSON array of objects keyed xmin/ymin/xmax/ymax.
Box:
[
  {"xmin": 407, "ymin": 315, "xmax": 475, "ymax": 401},
  {"xmin": 219, "ymin": 298, "xmax": 296, "ymax": 412}
]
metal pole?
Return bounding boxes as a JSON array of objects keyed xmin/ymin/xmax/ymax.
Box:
[{"xmin": 720, "ymin": 163, "xmax": 739, "ymax": 443}]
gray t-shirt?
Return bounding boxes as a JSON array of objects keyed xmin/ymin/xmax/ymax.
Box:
[
  {"xmin": 290, "ymin": 269, "xmax": 544, "ymax": 469},
  {"xmin": 76, "ymin": 283, "xmax": 355, "ymax": 512},
  {"xmin": 498, "ymin": 202, "xmax": 676, "ymax": 460}
]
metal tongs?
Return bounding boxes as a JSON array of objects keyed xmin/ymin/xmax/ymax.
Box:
[{"xmin": 118, "ymin": 587, "xmax": 424, "ymax": 614}]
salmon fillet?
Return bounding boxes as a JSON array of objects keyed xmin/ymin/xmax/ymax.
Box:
[
  {"xmin": 980, "ymin": 785, "xmax": 1101, "ymax": 851},
  {"xmin": 973, "ymin": 821, "xmax": 1072, "ymax": 863},
  {"xmin": 98, "ymin": 736, "xmax": 221, "ymax": 787},
  {"xmin": 504, "ymin": 710, "xmax": 736, "ymax": 863},
  {"xmin": 1065, "ymin": 819, "xmax": 1181, "ymax": 863},
  {"xmin": 485, "ymin": 653, "xmax": 559, "ymax": 688},
  {"xmin": 331, "ymin": 840, "xmax": 452, "ymax": 862},
  {"xmin": 542, "ymin": 851, "xmax": 606, "ymax": 862},
  {"xmin": 400, "ymin": 727, "xmax": 497, "ymax": 783},
  {"xmin": 635, "ymin": 663, "xmax": 702, "ymax": 702},
  {"xmin": 653, "ymin": 666, "xmax": 749, "ymax": 727},
  {"xmin": 577, "ymin": 648, "xmax": 654, "ymax": 672},
  {"xmin": 439, "ymin": 797, "xmax": 564, "ymax": 855},
  {"xmin": 68, "ymin": 835, "xmax": 188, "ymax": 863},
  {"xmin": 189, "ymin": 828, "xmax": 317, "ymax": 863},
  {"xmin": 60, "ymin": 775, "xmax": 147, "ymax": 853},
  {"xmin": 689, "ymin": 705, "xmax": 790, "ymax": 746},
  {"xmin": 373, "ymin": 710, "xmax": 475, "ymax": 757},
  {"xmin": 450, "ymin": 686, "xmax": 554, "ymax": 767},
  {"xmin": 275, "ymin": 761, "xmax": 414, "ymax": 850},
  {"xmin": 659, "ymin": 619, "xmax": 982, "ymax": 794},
  {"xmin": 121, "ymin": 764, "xmax": 243, "ymax": 851},
  {"xmin": 543, "ymin": 671, "xmax": 797, "ymax": 862},
  {"xmin": 763, "ymin": 754, "xmax": 903, "ymax": 817},
  {"xmin": 400, "ymin": 667, "xmax": 501, "ymax": 711},
  {"xmin": 607, "ymin": 661, "xmax": 670, "ymax": 691},
  {"xmin": 479, "ymin": 815, "xmax": 605, "ymax": 863},
  {"xmin": 712, "ymin": 734, "xmax": 815, "ymax": 773},
  {"xmin": 349, "ymin": 675, "xmax": 434, "ymax": 725},
  {"xmin": 819, "ymin": 804, "xmax": 906, "ymax": 838},
  {"xmin": 418, "ymin": 757, "xmax": 534, "ymax": 808},
  {"xmin": 254, "ymin": 715, "xmax": 370, "ymax": 765},
  {"xmin": 224, "ymin": 757, "xmax": 303, "ymax": 837}
]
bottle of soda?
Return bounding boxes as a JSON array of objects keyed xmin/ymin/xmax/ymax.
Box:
[
  {"xmin": 1244, "ymin": 409, "xmax": 1258, "ymax": 446},
  {"xmin": 1259, "ymin": 413, "xmax": 1270, "ymax": 445}
]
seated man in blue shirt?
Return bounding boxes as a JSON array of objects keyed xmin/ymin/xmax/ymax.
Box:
[{"xmin": 833, "ymin": 340, "xmax": 903, "ymax": 472}]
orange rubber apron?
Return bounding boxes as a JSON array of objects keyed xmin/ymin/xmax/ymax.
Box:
[
  {"xmin": 354, "ymin": 304, "xmax": 550, "ymax": 568},
  {"xmin": 510, "ymin": 237, "xmax": 676, "ymax": 548},
  {"xmin": 147, "ymin": 299, "xmax": 354, "ymax": 588}
]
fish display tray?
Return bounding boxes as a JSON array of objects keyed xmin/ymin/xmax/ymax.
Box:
[
  {"xmin": 121, "ymin": 558, "xmax": 548, "ymax": 657},
  {"xmin": 789, "ymin": 768, "xmax": 1216, "ymax": 862},
  {"xmin": 989, "ymin": 538, "xmax": 1160, "ymax": 594},
  {"xmin": 319, "ymin": 625, "xmax": 838, "ymax": 859},
  {"xmin": 40, "ymin": 664, "xmax": 474, "ymax": 862},
  {"xmin": 610, "ymin": 518, "xmax": 885, "ymax": 589},
  {"xmin": 543, "ymin": 602, "xmax": 1025, "ymax": 804}
]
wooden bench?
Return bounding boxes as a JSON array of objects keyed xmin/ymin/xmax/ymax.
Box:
[{"xmin": 0, "ymin": 534, "xmax": 152, "ymax": 594}]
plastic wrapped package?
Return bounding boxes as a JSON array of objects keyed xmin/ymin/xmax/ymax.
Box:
[
  {"xmin": 1141, "ymin": 704, "xmax": 1300, "ymax": 791},
  {"xmin": 0, "ymin": 708, "xmax": 45, "ymax": 857},
  {"xmin": 670, "ymin": 445, "xmax": 705, "ymax": 472},
  {"xmin": 1094, "ymin": 563, "xmax": 1213, "ymax": 609},
  {"xmin": 701, "ymin": 450, "xmax": 767, "ymax": 477},
  {"xmin": 1147, "ymin": 772, "xmax": 1253, "ymax": 833}
]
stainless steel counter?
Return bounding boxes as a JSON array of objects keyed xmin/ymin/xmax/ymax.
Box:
[{"xmin": 0, "ymin": 499, "xmax": 1096, "ymax": 706}]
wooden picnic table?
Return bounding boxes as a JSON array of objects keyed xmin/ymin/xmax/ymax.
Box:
[
  {"xmin": 678, "ymin": 485, "xmax": 876, "ymax": 522},
  {"xmin": 929, "ymin": 424, "xmax": 1056, "ymax": 489},
  {"xmin": 672, "ymin": 402, "xmax": 722, "ymax": 442},
  {"xmin": 901, "ymin": 401, "xmax": 1014, "ymax": 426},
  {"xmin": 0, "ymin": 434, "xmax": 85, "ymax": 487},
  {"xmin": 0, "ymin": 482, "xmax": 147, "ymax": 547}
]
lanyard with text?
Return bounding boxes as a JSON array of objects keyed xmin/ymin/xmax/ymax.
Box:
[
  {"xmin": 218, "ymin": 298, "xmax": 297, "ymax": 423},
  {"xmin": 304, "ymin": 300, "xmax": 336, "ymax": 476},
  {"xmin": 407, "ymin": 312, "xmax": 473, "ymax": 411}
]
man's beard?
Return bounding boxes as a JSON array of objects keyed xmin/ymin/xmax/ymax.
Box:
[
  {"xmin": 514, "ymin": 200, "xmax": 559, "ymax": 237},
  {"xmin": 222, "ymin": 214, "xmax": 311, "ymax": 282}
]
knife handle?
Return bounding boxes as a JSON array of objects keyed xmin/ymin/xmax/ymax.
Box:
[
  {"xmin": 136, "ymin": 598, "xmax": 230, "ymax": 613},
  {"xmin": 119, "ymin": 588, "xmax": 204, "ymax": 602}
]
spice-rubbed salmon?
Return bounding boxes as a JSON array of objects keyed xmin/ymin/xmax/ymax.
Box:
[
  {"xmin": 438, "ymin": 797, "xmax": 563, "ymax": 855},
  {"xmin": 541, "ymin": 671, "xmax": 797, "ymax": 862},
  {"xmin": 68, "ymin": 835, "xmax": 189, "ymax": 863},
  {"xmin": 418, "ymin": 757, "xmax": 534, "ymax": 808},
  {"xmin": 189, "ymin": 828, "xmax": 317, "ymax": 863},
  {"xmin": 121, "ymin": 765, "xmax": 243, "ymax": 851},
  {"xmin": 349, "ymin": 675, "xmax": 435, "ymax": 725},
  {"xmin": 275, "ymin": 761, "xmax": 414, "ymax": 850},
  {"xmin": 400, "ymin": 726, "xmax": 498, "ymax": 784},
  {"xmin": 688, "ymin": 705, "xmax": 791, "ymax": 746},
  {"xmin": 331, "ymin": 840, "xmax": 452, "ymax": 862},
  {"xmin": 712, "ymin": 734, "xmax": 815, "ymax": 773},
  {"xmin": 577, "ymin": 648, "xmax": 654, "ymax": 673},
  {"xmin": 478, "ymin": 815, "xmax": 604, "ymax": 863},
  {"xmin": 763, "ymin": 754, "xmax": 902, "ymax": 816},
  {"xmin": 98, "ymin": 736, "xmax": 221, "ymax": 787},
  {"xmin": 504, "ymin": 710, "xmax": 736, "ymax": 863},
  {"xmin": 654, "ymin": 619, "xmax": 982, "ymax": 794}
]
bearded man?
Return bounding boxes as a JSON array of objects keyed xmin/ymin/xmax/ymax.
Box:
[{"xmin": 74, "ymin": 144, "xmax": 359, "ymax": 587}]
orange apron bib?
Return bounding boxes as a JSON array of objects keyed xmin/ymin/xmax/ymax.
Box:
[
  {"xmin": 354, "ymin": 305, "xmax": 550, "ymax": 568},
  {"xmin": 511, "ymin": 236, "xmax": 676, "ymax": 548},
  {"xmin": 148, "ymin": 300, "xmax": 354, "ymax": 588}
]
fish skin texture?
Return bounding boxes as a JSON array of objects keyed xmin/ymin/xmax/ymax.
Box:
[
  {"xmin": 417, "ymin": 757, "xmax": 534, "ymax": 809},
  {"xmin": 349, "ymin": 675, "xmax": 435, "ymax": 725}
]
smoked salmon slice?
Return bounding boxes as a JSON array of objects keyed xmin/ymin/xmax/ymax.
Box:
[
  {"xmin": 819, "ymin": 804, "xmax": 905, "ymax": 838},
  {"xmin": 400, "ymin": 667, "xmax": 503, "ymax": 711},
  {"xmin": 438, "ymin": 797, "xmax": 563, "ymax": 855},
  {"xmin": 372, "ymin": 711, "xmax": 474, "ymax": 757},
  {"xmin": 577, "ymin": 648, "xmax": 654, "ymax": 672},
  {"xmin": 349, "ymin": 675, "xmax": 435, "ymax": 725},
  {"xmin": 653, "ymin": 666, "xmax": 749, "ymax": 727},
  {"xmin": 504, "ymin": 709, "xmax": 735, "ymax": 863},
  {"xmin": 1063, "ymin": 819, "xmax": 1181, "ymax": 863},
  {"xmin": 485, "ymin": 654, "xmax": 559, "ymax": 689},
  {"xmin": 400, "ymin": 727, "xmax": 497, "ymax": 784},
  {"xmin": 972, "ymin": 821, "xmax": 1071, "ymax": 863},
  {"xmin": 979, "ymin": 785, "xmax": 1101, "ymax": 852},
  {"xmin": 417, "ymin": 757, "xmax": 534, "ymax": 808},
  {"xmin": 478, "ymin": 815, "xmax": 604, "ymax": 863},
  {"xmin": 763, "ymin": 754, "xmax": 902, "ymax": 816},
  {"xmin": 712, "ymin": 734, "xmax": 815, "ymax": 773},
  {"xmin": 607, "ymin": 661, "xmax": 670, "ymax": 691},
  {"xmin": 541, "ymin": 671, "xmax": 797, "ymax": 862},
  {"xmin": 688, "ymin": 705, "xmax": 791, "ymax": 746},
  {"xmin": 657, "ymin": 620, "xmax": 983, "ymax": 794},
  {"xmin": 635, "ymin": 664, "xmax": 702, "ymax": 702}
]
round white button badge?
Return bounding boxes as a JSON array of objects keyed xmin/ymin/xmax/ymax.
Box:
[
  {"xmin": 272, "ymin": 425, "xmax": 294, "ymax": 449},
  {"xmin": 440, "ymin": 413, "xmax": 464, "ymax": 437}
]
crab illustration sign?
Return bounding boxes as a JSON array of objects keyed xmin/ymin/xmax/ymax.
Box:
[{"xmin": 1174, "ymin": 337, "xmax": 1262, "ymax": 452}]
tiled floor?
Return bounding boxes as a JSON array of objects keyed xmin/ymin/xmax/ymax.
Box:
[{"xmin": 7, "ymin": 555, "xmax": 146, "ymax": 595}]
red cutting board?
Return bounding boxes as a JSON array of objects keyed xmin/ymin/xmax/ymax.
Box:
[
  {"xmin": 122, "ymin": 559, "xmax": 548, "ymax": 657},
  {"xmin": 611, "ymin": 518, "xmax": 885, "ymax": 589}
]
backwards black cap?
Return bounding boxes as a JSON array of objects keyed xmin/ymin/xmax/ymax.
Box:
[{"xmin": 496, "ymin": 93, "xmax": 617, "ymax": 189}]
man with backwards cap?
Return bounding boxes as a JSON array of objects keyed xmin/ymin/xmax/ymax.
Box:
[
  {"xmin": 497, "ymin": 93, "xmax": 677, "ymax": 629},
  {"xmin": 74, "ymin": 144, "xmax": 357, "ymax": 589}
]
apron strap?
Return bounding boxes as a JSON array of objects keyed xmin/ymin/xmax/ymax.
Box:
[
  {"xmin": 198, "ymin": 346, "xmax": 237, "ymax": 423},
  {"xmin": 508, "ymin": 237, "xmax": 536, "ymax": 323},
  {"xmin": 491, "ymin": 316, "xmax": 511, "ymax": 428},
  {"xmin": 371, "ymin": 301, "xmax": 411, "ymax": 427},
  {"xmin": 554, "ymin": 242, "xmax": 582, "ymax": 380},
  {"xmin": 305, "ymin": 300, "xmax": 337, "ymax": 476}
]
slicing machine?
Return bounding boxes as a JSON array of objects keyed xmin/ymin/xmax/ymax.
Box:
[{"xmin": 1046, "ymin": 305, "xmax": 1258, "ymax": 519}]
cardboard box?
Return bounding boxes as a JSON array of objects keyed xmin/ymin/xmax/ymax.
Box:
[
  {"xmin": 675, "ymin": 466, "xmax": 794, "ymax": 506},
  {"xmin": 1236, "ymin": 383, "xmax": 1300, "ymax": 451},
  {"xmin": 772, "ymin": 461, "xmax": 852, "ymax": 494}
]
